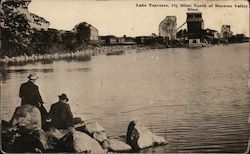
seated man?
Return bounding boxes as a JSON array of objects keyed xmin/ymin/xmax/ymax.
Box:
[{"xmin": 49, "ymin": 94, "xmax": 73, "ymax": 129}]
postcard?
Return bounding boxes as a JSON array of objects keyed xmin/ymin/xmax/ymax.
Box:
[{"xmin": 0, "ymin": 0, "xmax": 249, "ymax": 153}]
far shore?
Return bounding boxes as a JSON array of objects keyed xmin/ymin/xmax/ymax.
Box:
[
  {"xmin": 0, "ymin": 45, "xmax": 157, "ymax": 65},
  {"xmin": 0, "ymin": 42, "xmax": 248, "ymax": 66}
]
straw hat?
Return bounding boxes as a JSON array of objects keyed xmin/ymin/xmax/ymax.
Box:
[{"xmin": 28, "ymin": 73, "xmax": 38, "ymax": 80}]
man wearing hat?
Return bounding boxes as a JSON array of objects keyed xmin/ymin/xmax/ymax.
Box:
[
  {"xmin": 48, "ymin": 93, "xmax": 73, "ymax": 129},
  {"xmin": 19, "ymin": 73, "xmax": 44, "ymax": 108},
  {"xmin": 19, "ymin": 73, "xmax": 48, "ymax": 128}
]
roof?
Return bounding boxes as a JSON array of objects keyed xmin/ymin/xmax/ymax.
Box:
[
  {"xmin": 205, "ymin": 28, "xmax": 218, "ymax": 33},
  {"xmin": 222, "ymin": 25, "xmax": 230, "ymax": 27},
  {"xmin": 186, "ymin": 12, "xmax": 202, "ymax": 15},
  {"xmin": 73, "ymin": 22, "xmax": 98, "ymax": 31},
  {"xmin": 135, "ymin": 36, "xmax": 153, "ymax": 38},
  {"xmin": 100, "ymin": 35, "xmax": 117, "ymax": 39},
  {"xmin": 30, "ymin": 13, "xmax": 50, "ymax": 24}
]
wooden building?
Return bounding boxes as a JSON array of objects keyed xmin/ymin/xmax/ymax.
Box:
[
  {"xmin": 186, "ymin": 12, "xmax": 204, "ymax": 39},
  {"xmin": 186, "ymin": 12, "xmax": 204, "ymax": 47}
]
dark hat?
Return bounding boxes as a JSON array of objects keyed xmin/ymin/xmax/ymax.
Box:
[
  {"xmin": 59, "ymin": 93, "xmax": 69, "ymax": 102},
  {"xmin": 28, "ymin": 73, "xmax": 38, "ymax": 80}
]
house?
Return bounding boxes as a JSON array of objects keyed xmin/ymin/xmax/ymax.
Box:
[
  {"xmin": 73, "ymin": 22, "xmax": 99, "ymax": 42},
  {"xmin": 135, "ymin": 36, "xmax": 154, "ymax": 44},
  {"xmin": 99, "ymin": 35, "xmax": 119, "ymax": 45},
  {"xmin": 99, "ymin": 35, "xmax": 135, "ymax": 45},
  {"xmin": 100, "ymin": 35, "xmax": 118, "ymax": 45},
  {"xmin": 117, "ymin": 37, "xmax": 126, "ymax": 44},
  {"xmin": 123, "ymin": 36, "xmax": 135, "ymax": 45}
]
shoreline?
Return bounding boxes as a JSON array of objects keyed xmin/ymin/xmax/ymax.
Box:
[
  {"xmin": 0, "ymin": 45, "xmax": 154, "ymax": 65},
  {"xmin": 0, "ymin": 42, "xmax": 248, "ymax": 66}
]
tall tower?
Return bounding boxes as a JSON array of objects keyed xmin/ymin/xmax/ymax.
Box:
[
  {"xmin": 186, "ymin": 12, "xmax": 204, "ymax": 39},
  {"xmin": 220, "ymin": 25, "xmax": 233, "ymax": 39},
  {"xmin": 159, "ymin": 16, "xmax": 177, "ymax": 40}
]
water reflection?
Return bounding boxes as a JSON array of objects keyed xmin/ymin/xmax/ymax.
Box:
[
  {"xmin": 66, "ymin": 67, "xmax": 92, "ymax": 73},
  {"xmin": 0, "ymin": 60, "xmax": 93, "ymax": 82},
  {"xmin": 0, "ymin": 68, "xmax": 54, "ymax": 82}
]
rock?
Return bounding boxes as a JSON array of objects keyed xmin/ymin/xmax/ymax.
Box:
[
  {"xmin": 46, "ymin": 128, "xmax": 69, "ymax": 140},
  {"xmin": 102, "ymin": 138, "xmax": 132, "ymax": 152},
  {"xmin": 72, "ymin": 117, "xmax": 82, "ymax": 125},
  {"xmin": 126, "ymin": 121, "xmax": 167, "ymax": 150},
  {"xmin": 76, "ymin": 121, "xmax": 107, "ymax": 143},
  {"xmin": 59, "ymin": 128, "xmax": 105, "ymax": 153},
  {"xmin": 2, "ymin": 120, "xmax": 11, "ymax": 133},
  {"xmin": 10, "ymin": 105, "xmax": 42, "ymax": 132},
  {"xmin": 15, "ymin": 131, "xmax": 45, "ymax": 153},
  {"xmin": 35, "ymin": 129, "xmax": 54, "ymax": 152},
  {"xmin": 91, "ymin": 131, "xmax": 107, "ymax": 143},
  {"xmin": 2, "ymin": 120, "xmax": 10, "ymax": 127},
  {"xmin": 85, "ymin": 121, "xmax": 105, "ymax": 133},
  {"xmin": 74, "ymin": 121, "xmax": 85, "ymax": 129},
  {"xmin": 34, "ymin": 128, "xmax": 69, "ymax": 152},
  {"xmin": 34, "ymin": 148, "xmax": 43, "ymax": 153},
  {"xmin": 2, "ymin": 129, "xmax": 39, "ymax": 153},
  {"xmin": 1, "ymin": 126, "xmax": 19, "ymax": 152}
]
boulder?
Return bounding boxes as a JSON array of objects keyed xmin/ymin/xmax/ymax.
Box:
[
  {"xmin": 102, "ymin": 138, "xmax": 132, "ymax": 152},
  {"xmin": 92, "ymin": 131, "xmax": 107, "ymax": 143},
  {"xmin": 2, "ymin": 120, "xmax": 10, "ymax": 128},
  {"xmin": 59, "ymin": 128, "xmax": 105, "ymax": 153},
  {"xmin": 74, "ymin": 121, "xmax": 85, "ymax": 129},
  {"xmin": 2, "ymin": 128, "xmax": 39, "ymax": 153},
  {"xmin": 35, "ymin": 129, "xmax": 55, "ymax": 152},
  {"xmin": 126, "ymin": 121, "xmax": 167, "ymax": 150},
  {"xmin": 10, "ymin": 105, "xmax": 41, "ymax": 132},
  {"xmin": 2, "ymin": 105, "xmax": 44, "ymax": 152},
  {"xmin": 34, "ymin": 128, "xmax": 69, "ymax": 152},
  {"xmin": 2, "ymin": 120, "xmax": 11, "ymax": 134},
  {"xmin": 72, "ymin": 117, "xmax": 82, "ymax": 125},
  {"xmin": 85, "ymin": 121, "xmax": 105, "ymax": 133},
  {"xmin": 76, "ymin": 121, "xmax": 107, "ymax": 143},
  {"xmin": 46, "ymin": 128, "xmax": 69, "ymax": 140},
  {"xmin": 1, "ymin": 126, "xmax": 19, "ymax": 152}
]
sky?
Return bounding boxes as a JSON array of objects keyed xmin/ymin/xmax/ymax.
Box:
[{"xmin": 29, "ymin": 0, "xmax": 249, "ymax": 37}]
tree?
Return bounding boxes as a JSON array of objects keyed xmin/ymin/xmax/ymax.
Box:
[{"xmin": 74, "ymin": 22, "xmax": 91, "ymax": 45}]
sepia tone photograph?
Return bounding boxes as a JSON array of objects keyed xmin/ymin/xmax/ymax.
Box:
[{"xmin": 0, "ymin": 0, "xmax": 249, "ymax": 153}]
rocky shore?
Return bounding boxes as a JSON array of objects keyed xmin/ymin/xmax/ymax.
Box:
[{"xmin": 1, "ymin": 105, "xmax": 167, "ymax": 153}]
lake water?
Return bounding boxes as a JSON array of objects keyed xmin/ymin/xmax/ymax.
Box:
[{"xmin": 1, "ymin": 43, "xmax": 249, "ymax": 153}]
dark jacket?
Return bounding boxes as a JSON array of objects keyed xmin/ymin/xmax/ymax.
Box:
[
  {"xmin": 49, "ymin": 102, "xmax": 73, "ymax": 129},
  {"xmin": 19, "ymin": 80, "xmax": 43, "ymax": 108}
]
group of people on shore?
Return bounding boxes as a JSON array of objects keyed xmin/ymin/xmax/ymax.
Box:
[{"xmin": 19, "ymin": 73, "xmax": 75, "ymax": 130}]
